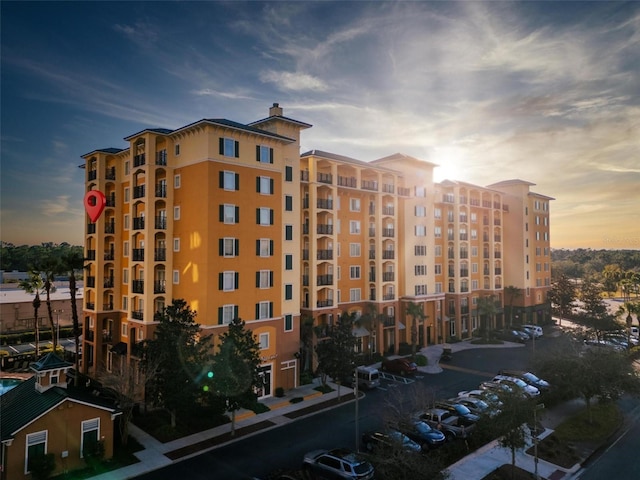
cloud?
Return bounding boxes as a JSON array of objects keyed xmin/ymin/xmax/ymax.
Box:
[{"xmin": 260, "ymin": 70, "xmax": 328, "ymax": 92}]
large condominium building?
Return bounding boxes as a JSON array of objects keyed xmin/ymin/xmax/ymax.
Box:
[{"xmin": 81, "ymin": 103, "xmax": 552, "ymax": 398}]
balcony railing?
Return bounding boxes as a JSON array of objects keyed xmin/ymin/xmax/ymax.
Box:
[
  {"xmin": 133, "ymin": 217, "xmax": 145, "ymax": 230},
  {"xmin": 302, "ymin": 275, "xmax": 309, "ymax": 286},
  {"xmin": 382, "ymin": 272, "xmax": 395, "ymax": 282},
  {"xmin": 382, "ymin": 250, "xmax": 395, "ymax": 259},
  {"xmin": 87, "ymin": 250, "xmax": 96, "ymax": 260},
  {"xmin": 154, "ymin": 248, "xmax": 166, "ymax": 261},
  {"xmin": 302, "ymin": 250, "xmax": 309, "ymax": 260},
  {"xmin": 155, "ymin": 184, "xmax": 167, "ymax": 197},
  {"xmin": 105, "ymin": 167, "xmax": 116, "ymax": 180},
  {"xmin": 317, "ymin": 275, "xmax": 333, "ymax": 286},
  {"xmin": 102, "ymin": 331, "xmax": 113, "ymax": 342},
  {"xmin": 106, "ymin": 194, "xmax": 116, "ymax": 207},
  {"xmin": 155, "ymin": 217, "xmax": 167, "ymax": 229},
  {"xmin": 86, "ymin": 330, "xmax": 95, "ymax": 342},
  {"xmin": 154, "ymin": 281, "xmax": 166, "ymax": 293},
  {"xmin": 317, "ymin": 198, "xmax": 333, "ymax": 209},
  {"xmin": 382, "ymin": 184, "xmax": 395, "ymax": 194},
  {"xmin": 105, "ymin": 221, "xmax": 115, "ymax": 234},
  {"xmin": 369, "ymin": 250, "xmax": 375, "ymax": 259},
  {"xmin": 133, "ymin": 153, "xmax": 146, "ymax": 167},
  {"xmin": 316, "ymin": 299, "xmax": 334, "ymax": 307},
  {"xmin": 369, "ymin": 228, "xmax": 376, "ymax": 237},
  {"xmin": 460, "ymin": 269, "xmax": 469, "ymax": 277},
  {"xmin": 382, "ymin": 206, "xmax": 394, "ymax": 215},
  {"xmin": 383, "ymin": 316, "xmax": 395, "ymax": 327},
  {"xmin": 301, "ymin": 170, "xmax": 309, "ymax": 182},
  {"xmin": 337, "ymin": 176, "xmax": 357, "ymax": 188},
  {"xmin": 88, "ymin": 170, "xmax": 97, "ymax": 181},
  {"xmin": 86, "ymin": 302, "xmax": 95, "ymax": 310},
  {"xmin": 317, "ymin": 173, "xmax": 333, "ymax": 184},
  {"xmin": 86, "ymin": 276, "xmax": 95, "ymax": 288},
  {"xmin": 317, "ymin": 249, "xmax": 333, "ymax": 260},
  {"xmin": 382, "ymin": 228, "xmax": 395, "ymax": 238},
  {"xmin": 156, "ymin": 150, "xmax": 167, "ymax": 166},
  {"xmin": 361, "ymin": 180, "xmax": 378, "ymax": 191},
  {"xmin": 132, "ymin": 310, "xmax": 144, "ymax": 320},
  {"xmin": 132, "ymin": 280, "xmax": 144, "ymax": 293},
  {"xmin": 133, "ymin": 185, "xmax": 145, "ymax": 199},
  {"xmin": 87, "ymin": 223, "xmax": 96, "ymax": 234},
  {"xmin": 103, "ymin": 277, "xmax": 114, "ymax": 288},
  {"xmin": 104, "ymin": 250, "xmax": 115, "ymax": 261},
  {"xmin": 103, "ymin": 303, "xmax": 114, "ymax": 311},
  {"xmin": 383, "ymin": 293, "xmax": 395, "ymax": 300},
  {"xmin": 317, "ymin": 224, "xmax": 333, "ymax": 234},
  {"xmin": 369, "ymin": 272, "xmax": 376, "ymax": 282},
  {"xmin": 132, "ymin": 249, "xmax": 144, "ymax": 261},
  {"xmin": 398, "ymin": 187, "xmax": 410, "ymax": 196}
]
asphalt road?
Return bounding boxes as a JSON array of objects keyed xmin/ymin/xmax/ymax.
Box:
[{"xmin": 134, "ymin": 341, "xmax": 545, "ymax": 480}]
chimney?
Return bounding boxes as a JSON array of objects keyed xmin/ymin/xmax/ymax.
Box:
[{"xmin": 269, "ymin": 103, "xmax": 283, "ymax": 117}]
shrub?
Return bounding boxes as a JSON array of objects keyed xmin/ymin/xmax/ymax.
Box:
[
  {"xmin": 290, "ymin": 397, "xmax": 304, "ymax": 404},
  {"xmin": 414, "ymin": 354, "xmax": 428, "ymax": 366},
  {"xmin": 275, "ymin": 387, "xmax": 285, "ymax": 398},
  {"xmin": 398, "ymin": 342, "xmax": 411, "ymax": 355},
  {"xmin": 28, "ymin": 453, "xmax": 56, "ymax": 480},
  {"xmin": 300, "ymin": 371, "xmax": 314, "ymax": 385}
]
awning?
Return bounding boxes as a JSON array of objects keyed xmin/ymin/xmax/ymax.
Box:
[
  {"xmin": 111, "ymin": 342, "xmax": 127, "ymax": 355},
  {"xmin": 398, "ymin": 322, "xmax": 406, "ymax": 330},
  {"xmin": 353, "ymin": 326, "xmax": 370, "ymax": 338}
]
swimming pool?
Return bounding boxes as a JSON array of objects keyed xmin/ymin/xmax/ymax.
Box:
[{"xmin": 0, "ymin": 378, "xmax": 22, "ymax": 395}]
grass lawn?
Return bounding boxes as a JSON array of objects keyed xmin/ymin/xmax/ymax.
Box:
[{"xmin": 133, "ymin": 406, "xmax": 230, "ymax": 443}]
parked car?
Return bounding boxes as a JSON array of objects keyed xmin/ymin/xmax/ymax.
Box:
[
  {"xmin": 499, "ymin": 370, "xmax": 551, "ymax": 392},
  {"xmin": 419, "ymin": 408, "xmax": 476, "ymax": 441},
  {"xmin": 494, "ymin": 329, "xmax": 528, "ymax": 343},
  {"xmin": 492, "ymin": 375, "xmax": 540, "ymax": 398},
  {"xmin": 479, "ymin": 381, "xmax": 514, "ymax": 395},
  {"xmin": 450, "ymin": 396, "xmax": 500, "ymax": 418},
  {"xmin": 380, "ymin": 357, "xmax": 417, "ymax": 376},
  {"xmin": 343, "ymin": 366, "xmax": 381, "ymax": 390},
  {"xmin": 458, "ymin": 389, "xmax": 504, "ymax": 408},
  {"xmin": 522, "ymin": 324, "xmax": 543, "ymax": 338},
  {"xmin": 396, "ymin": 419, "xmax": 446, "ymax": 450},
  {"xmin": 361, "ymin": 430, "xmax": 422, "ymax": 453},
  {"xmin": 434, "ymin": 401, "xmax": 481, "ymax": 422},
  {"xmin": 302, "ymin": 448, "xmax": 375, "ymax": 480}
]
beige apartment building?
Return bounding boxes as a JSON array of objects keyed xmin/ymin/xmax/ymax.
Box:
[{"xmin": 81, "ymin": 103, "xmax": 552, "ymax": 396}]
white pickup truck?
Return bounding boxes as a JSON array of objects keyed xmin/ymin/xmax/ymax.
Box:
[{"xmin": 419, "ymin": 408, "xmax": 476, "ymax": 441}]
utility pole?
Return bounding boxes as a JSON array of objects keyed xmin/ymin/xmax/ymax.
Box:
[{"xmin": 354, "ymin": 366, "xmax": 359, "ymax": 452}]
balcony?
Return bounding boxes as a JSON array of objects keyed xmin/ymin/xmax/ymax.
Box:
[
  {"xmin": 317, "ymin": 275, "xmax": 333, "ymax": 286},
  {"xmin": 154, "ymin": 280, "xmax": 166, "ymax": 293},
  {"xmin": 369, "ymin": 205, "xmax": 375, "ymax": 215},
  {"xmin": 155, "ymin": 217, "xmax": 167, "ymax": 229},
  {"xmin": 86, "ymin": 329, "xmax": 95, "ymax": 342},
  {"xmin": 460, "ymin": 269, "xmax": 469, "ymax": 277},
  {"xmin": 448, "ymin": 269, "xmax": 455, "ymax": 277},
  {"xmin": 132, "ymin": 248, "xmax": 145, "ymax": 261},
  {"xmin": 104, "ymin": 250, "xmax": 115, "ymax": 261},
  {"xmin": 87, "ymin": 223, "xmax": 96, "ymax": 234},
  {"xmin": 337, "ymin": 176, "xmax": 357, "ymax": 188},
  {"xmin": 105, "ymin": 220, "xmax": 115, "ymax": 234},
  {"xmin": 317, "ymin": 173, "xmax": 332, "ymax": 184},
  {"xmin": 86, "ymin": 302, "xmax": 95, "ymax": 310},
  {"xmin": 102, "ymin": 330, "xmax": 113, "ymax": 343},
  {"xmin": 105, "ymin": 167, "xmax": 116, "ymax": 180},
  {"xmin": 317, "ymin": 198, "xmax": 333, "ymax": 209},
  {"xmin": 132, "ymin": 310, "xmax": 144, "ymax": 320},
  {"xmin": 382, "ymin": 184, "xmax": 395, "ymax": 194},
  {"xmin": 87, "ymin": 250, "xmax": 96, "ymax": 261},
  {"xmin": 361, "ymin": 180, "xmax": 378, "ymax": 191},
  {"xmin": 86, "ymin": 276, "xmax": 96, "ymax": 288},
  {"xmin": 383, "ymin": 293, "xmax": 395, "ymax": 300},
  {"xmin": 133, "ymin": 185, "xmax": 146, "ymax": 199},
  {"xmin": 301, "ymin": 170, "xmax": 309, "ymax": 182},
  {"xmin": 302, "ymin": 275, "xmax": 309, "ymax": 286},
  {"xmin": 133, "ymin": 153, "xmax": 146, "ymax": 167},
  {"xmin": 369, "ymin": 250, "xmax": 376, "ymax": 259},
  {"xmin": 155, "ymin": 184, "xmax": 167, "ymax": 198},
  {"xmin": 382, "ymin": 250, "xmax": 395, "ymax": 259},
  {"xmin": 103, "ymin": 302, "xmax": 114, "ymax": 311},
  {"xmin": 495, "ymin": 268, "xmax": 502, "ymax": 275},
  {"xmin": 88, "ymin": 170, "xmax": 97, "ymax": 181},
  {"xmin": 317, "ymin": 249, "xmax": 333, "ymax": 260},
  {"xmin": 382, "ymin": 229, "xmax": 394, "ymax": 238},
  {"xmin": 105, "ymin": 193, "xmax": 116, "ymax": 207},
  {"xmin": 317, "ymin": 224, "xmax": 333, "ymax": 235},
  {"xmin": 132, "ymin": 280, "xmax": 144, "ymax": 294},
  {"xmin": 156, "ymin": 150, "xmax": 167, "ymax": 166},
  {"xmin": 494, "ymin": 235, "xmax": 501, "ymax": 242},
  {"xmin": 382, "ymin": 206, "xmax": 394, "ymax": 215},
  {"xmin": 133, "ymin": 217, "xmax": 145, "ymax": 230},
  {"xmin": 302, "ymin": 250, "xmax": 309, "ymax": 260},
  {"xmin": 382, "ymin": 272, "xmax": 395, "ymax": 282},
  {"xmin": 494, "ymin": 252, "xmax": 502, "ymax": 259},
  {"xmin": 103, "ymin": 277, "xmax": 114, "ymax": 288},
  {"xmin": 398, "ymin": 187, "xmax": 410, "ymax": 196},
  {"xmin": 382, "ymin": 316, "xmax": 395, "ymax": 327},
  {"xmin": 154, "ymin": 248, "xmax": 166, "ymax": 261},
  {"xmin": 368, "ymin": 228, "xmax": 375, "ymax": 237},
  {"xmin": 316, "ymin": 299, "xmax": 334, "ymax": 308}
]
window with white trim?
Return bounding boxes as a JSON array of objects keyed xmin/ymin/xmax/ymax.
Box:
[
  {"xmin": 349, "ymin": 198, "xmax": 361, "ymax": 212},
  {"xmin": 415, "ymin": 265, "xmax": 427, "ymax": 276},
  {"xmin": 284, "ymin": 314, "xmax": 293, "ymax": 331},
  {"xmin": 220, "ymin": 137, "xmax": 239, "ymax": 157},
  {"xmin": 220, "ymin": 305, "xmax": 235, "ymax": 325},
  {"xmin": 415, "ymin": 205, "xmax": 426, "ymax": 217},
  {"xmin": 434, "ymin": 226, "xmax": 442, "ymax": 238},
  {"xmin": 174, "ymin": 174, "xmax": 181, "ymax": 188},
  {"xmin": 121, "ymin": 323, "xmax": 128, "ymax": 337},
  {"xmin": 223, "ymin": 204, "xmax": 238, "ymax": 224},
  {"xmin": 221, "ymin": 271, "xmax": 237, "ymax": 291},
  {"xmin": 259, "ymin": 332, "xmax": 269, "ymax": 349},
  {"xmin": 258, "ymin": 270, "xmax": 272, "ymax": 288},
  {"xmin": 257, "ymin": 176, "xmax": 273, "ymax": 194},
  {"xmin": 81, "ymin": 418, "xmax": 100, "ymax": 458},
  {"xmin": 174, "ymin": 206, "xmax": 180, "ymax": 220},
  {"xmin": 415, "ymin": 225, "xmax": 426, "ymax": 236},
  {"xmin": 415, "ymin": 245, "xmax": 427, "ymax": 256},
  {"xmin": 25, "ymin": 430, "xmax": 47, "ymax": 474},
  {"xmin": 257, "ymin": 145, "xmax": 273, "ymax": 163},
  {"xmin": 258, "ymin": 207, "xmax": 273, "ymax": 225},
  {"xmin": 350, "ymin": 266, "xmax": 361, "ymax": 279},
  {"xmin": 350, "ymin": 288, "xmax": 361, "ymax": 301},
  {"xmin": 258, "ymin": 301, "xmax": 271, "ymax": 319},
  {"xmin": 222, "ymin": 237, "xmax": 238, "ymax": 257},
  {"xmin": 173, "ymin": 270, "xmax": 179, "ymax": 284},
  {"xmin": 258, "ymin": 238, "xmax": 272, "ymax": 257},
  {"xmin": 349, "ymin": 220, "xmax": 361, "ymax": 234},
  {"xmin": 173, "ymin": 238, "xmax": 180, "ymax": 252},
  {"xmin": 349, "ymin": 243, "xmax": 361, "ymax": 257},
  {"xmin": 124, "ymin": 187, "xmax": 130, "ymax": 203},
  {"xmin": 285, "ymin": 284, "xmax": 293, "ymax": 300}
]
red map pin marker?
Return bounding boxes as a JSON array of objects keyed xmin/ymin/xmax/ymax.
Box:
[{"xmin": 84, "ymin": 190, "xmax": 106, "ymax": 222}]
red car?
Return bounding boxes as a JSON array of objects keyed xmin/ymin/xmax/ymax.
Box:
[{"xmin": 381, "ymin": 358, "xmax": 418, "ymax": 376}]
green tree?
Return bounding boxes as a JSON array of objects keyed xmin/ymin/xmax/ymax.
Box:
[
  {"xmin": 477, "ymin": 295, "xmax": 499, "ymax": 340},
  {"xmin": 18, "ymin": 270, "xmax": 44, "ymax": 357},
  {"xmin": 61, "ymin": 250, "xmax": 85, "ymax": 383},
  {"xmin": 41, "ymin": 253, "xmax": 62, "ymax": 353},
  {"xmin": 141, "ymin": 299, "xmax": 211, "ymax": 428},
  {"xmin": 315, "ymin": 312, "xmax": 358, "ymax": 398},
  {"xmin": 405, "ymin": 302, "xmax": 426, "ymax": 355},
  {"xmin": 601, "ymin": 264, "xmax": 623, "ymax": 297},
  {"xmin": 579, "ymin": 279, "xmax": 618, "ymax": 340},
  {"xmin": 493, "ymin": 391, "xmax": 536, "ymax": 478},
  {"xmin": 503, "ymin": 286, "xmax": 521, "ymax": 326},
  {"xmin": 547, "ymin": 275, "xmax": 577, "ymax": 326},
  {"xmin": 28, "ymin": 452, "xmax": 56, "ymax": 480},
  {"xmin": 209, "ymin": 317, "xmax": 262, "ymax": 436}
]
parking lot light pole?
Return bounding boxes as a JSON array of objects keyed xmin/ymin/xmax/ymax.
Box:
[{"xmin": 354, "ymin": 366, "xmax": 359, "ymax": 452}]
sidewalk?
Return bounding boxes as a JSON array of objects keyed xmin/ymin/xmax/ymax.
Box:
[{"xmin": 92, "ymin": 337, "xmax": 585, "ymax": 480}]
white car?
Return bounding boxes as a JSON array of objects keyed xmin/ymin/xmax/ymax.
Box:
[
  {"xmin": 522, "ymin": 324, "xmax": 543, "ymax": 338},
  {"xmin": 493, "ymin": 375, "xmax": 540, "ymax": 397}
]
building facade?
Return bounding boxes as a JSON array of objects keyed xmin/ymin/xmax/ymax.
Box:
[{"xmin": 81, "ymin": 103, "xmax": 552, "ymax": 397}]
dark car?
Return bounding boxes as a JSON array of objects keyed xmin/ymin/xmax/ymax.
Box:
[
  {"xmin": 302, "ymin": 448, "xmax": 375, "ymax": 480},
  {"xmin": 380, "ymin": 357, "xmax": 418, "ymax": 376},
  {"xmin": 494, "ymin": 329, "xmax": 528, "ymax": 343},
  {"xmin": 397, "ymin": 419, "xmax": 446, "ymax": 450},
  {"xmin": 361, "ymin": 430, "xmax": 422, "ymax": 453}
]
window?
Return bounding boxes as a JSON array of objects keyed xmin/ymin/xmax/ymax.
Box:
[
  {"xmin": 415, "ymin": 186, "xmax": 426, "ymax": 197},
  {"xmin": 415, "ymin": 285, "xmax": 427, "ymax": 295},
  {"xmin": 285, "ymin": 254, "xmax": 293, "ymax": 270},
  {"xmin": 124, "ymin": 187, "xmax": 130, "ymax": 203},
  {"xmin": 220, "ymin": 237, "xmax": 239, "ymax": 257},
  {"xmin": 285, "ymin": 165, "xmax": 293, "ymax": 181},
  {"xmin": 435, "ymin": 282, "xmax": 443, "ymax": 293},
  {"xmin": 285, "ymin": 195, "xmax": 293, "ymax": 211},
  {"xmin": 349, "ymin": 243, "xmax": 361, "ymax": 257},
  {"xmin": 221, "ymin": 171, "xmax": 240, "ymax": 191},
  {"xmin": 257, "ymin": 270, "xmax": 273, "ymax": 288},
  {"xmin": 174, "ymin": 174, "xmax": 181, "ymax": 189},
  {"xmin": 257, "ymin": 301, "xmax": 272, "ymax": 320},
  {"xmin": 471, "ymin": 229, "xmax": 477, "ymax": 240},
  {"xmin": 415, "ymin": 265, "xmax": 427, "ymax": 276},
  {"xmin": 81, "ymin": 418, "xmax": 100, "ymax": 458},
  {"xmin": 415, "ymin": 225, "xmax": 426, "ymax": 236},
  {"xmin": 259, "ymin": 333, "xmax": 269, "ymax": 349},
  {"xmin": 257, "ymin": 176, "xmax": 274, "ymax": 194},
  {"xmin": 415, "ymin": 245, "xmax": 427, "ymax": 256},
  {"xmin": 121, "ymin": 323, "xmax": 128, "ymax": 336},
  {"xmin": 122, "ymin": 296, "xmax": 128, "ymax": 310},
  {"xmin": 471, "ymin": 212, "xmax": 477, "ymax": 223},
  {"xmin": 221, "ymin": 204, "xmax": 239, "ymax": 224},
  {"xmin": 349, "ymin": 220, "xmax": 361, "ymax": 234},
  {"xmin": 434, "ymin": 207, "xmax": 442, "ymax": 219},
  {"xmin": 175, "ymin": 144, "xmax": 180, "ymax": 156},
  {"xmin": 435, "ymin": 245, "xmax": 442, "ymax": 256},
  {"xmin": 124, "ymin": 214, "xmax": 130, "ymax": 230},
  {"xmin": 257, "ymin": 145, "xmax": 273, "ymax": 163},
  {"xmin": 350, "ymin": 288, "xmax": 361, "ymax": 301},
  {"xmin": 124, "ymin": 161, "xmax": 130, "ymax": 175},
  {"xmin": 25, "ymin": 431, "xmax": 47, "ymax": 474},
  {"xmin": 173, "ymin": 238, "xmax": 180, "ymax": 252},
  {"xmin": 257, "ymin": 207, "xmax": 273, "ymax": 225},
  {"xmin": 435, "ymin": 264, "xmax": 442, "ymax": 275},
  {"xmin": 219, "ymin": 304, "xmax": 237, "ymax": 325},
  {"xmin": 434, "ymin": 226, "xmax": 442, "ymax": 238},
  {"xmin": 219, "ymin": 271, "xmax": 238, "ymax": 291},
  {"xmin": 350, "ymin": 266, "xmax": 361, "ymax": 279},
  {"xmin": 123, "ymin": 268, "xmax": 129, "ymax": 284},
  {"xmin": 284, "ymin": 314, "xmax": 293, "ymax": 331},
  {"xmin": 285, "ymin": 284, "xmax": 293, "ymax": 300},
  {"xmin": 220, "ymin": 137, "xmax": 239, "ymax": 157},
  {"xmin": 415, "ymin": 205, "xmax": 426, "ymax": 217},
  {"xmin": 173, "ymin": 270, "xmax": 179, "ymax": 284},
  {"xmin": 174, "ymin": 206, "xmax": 180, "ymax": 220},
  {"xmin": 285, "ymin": 224, "xmax": 293, "ymax": 240},
  {"xmin": 257, "ymin": 238, "xmax": 274, "ymax": 257},
  {"xmin": 349, "ymin": 198, "xmax": 361, "ymax": 212}
]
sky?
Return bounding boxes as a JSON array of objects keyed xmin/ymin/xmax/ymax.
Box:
[{"xmin": 1, "ymin": 1, "xmax": 639, "ymax": 250}]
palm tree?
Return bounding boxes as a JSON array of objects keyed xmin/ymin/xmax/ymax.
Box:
[
  {"xmin": 477, "ymin": 295, "xmax": 499, "ymax": 341},
  {"xmin": 41, "ymin": 254, "xmax": 62, "ymax": 353},
  {"xmin": 405, "ymin": 302, "xmax": 427, "ymax": 355},
  {"xmin": 504, "ymin": 286, "xmax": 521, "ymax": 327},
  {"xmin": 61, "ymin": 250, "xmax": 85, "ymax": 385},
  {"xmin": 18, "ymin": 271, "xmax": 44, "ymax": 358},
  {"xmin": 357, "ymin": 302, "xmax": 380, "ymax": 356}
]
